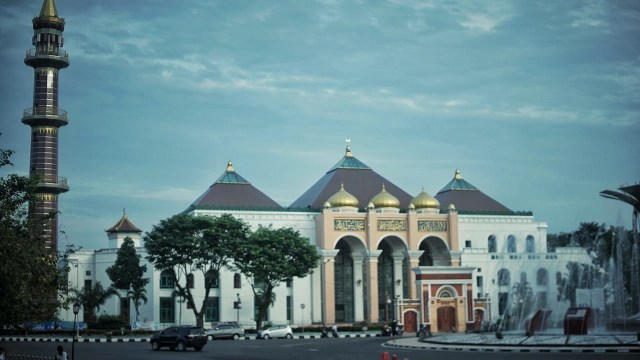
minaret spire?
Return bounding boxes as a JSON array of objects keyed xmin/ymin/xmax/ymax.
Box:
[
  {"xmin": 39, "ymin": 0, "xmax": 58, "ymax": 17},
  {"xmin": 22, "ymin": 0, "xmax": 69, "ymax": 250}
]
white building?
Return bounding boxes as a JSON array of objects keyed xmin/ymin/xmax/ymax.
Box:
[{"xmin": 62, "ymin": 146, "xmax": 590, "ymax": 332}]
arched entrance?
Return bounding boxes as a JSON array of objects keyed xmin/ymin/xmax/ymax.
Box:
[
  {"xmin": 403, "ymin": 311, "xmax": 418, "ymax": 332},
  {"xmin": 437, "ymin": 306, "xmax": 456, "ymax": 332},
  {"xmin": 419, "ymin": 236, "xmax": 451, "ymax": 266},
  {"xmin": 334, "ymin": 239, "xmax": 354, "ymax": 322}
]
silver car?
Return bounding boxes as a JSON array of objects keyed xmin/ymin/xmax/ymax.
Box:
[
  {"xmin": 206, "ymin": 322, "xmax": 245, "ymax": 340},
  {"xmin": 257, "ymin": 324, "xmax": 293, "ymax": 339}
]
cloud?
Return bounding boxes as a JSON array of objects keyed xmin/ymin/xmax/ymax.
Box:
[{"xmin": 570, "ymin": 1, "xmax": 607, "ymax": 28}]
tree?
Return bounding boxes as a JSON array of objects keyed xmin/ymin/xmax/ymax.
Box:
[
  {"xmin": 70, "ymin": 281, "xmax": 118, "ymax": 323},
  {"xmin": 0, "ymin": 147, "xmax": 67, "ymax": 328},
  {"xmin": 232, "ymin": 225, "xmax": 320, "ymax": 330},
  {"xmin": 145, "ymin": 213, "xmax": 250, "ymax": 327},
  {"xmin": 105, "ymin": 236, "xmax": 149, "ymax": 321}
]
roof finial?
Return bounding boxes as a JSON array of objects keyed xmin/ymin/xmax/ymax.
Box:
[
  {"xmin": 226, "ymin": 161, "xmax": 235, "ymax": 172},
  {"xmin": 39, "ymin": 0, "xmax": 59, "ymax": 17},
  {"xmin": 345, "ymin": 138, "xmax": 352, "ymax": 157},
  {"xmin": 123, "ymin": 208, "xmax": 127, "ymax": 218},
  {"xmin": 455, "ymin": 169, "xmax": 462, "ymax": 180}
]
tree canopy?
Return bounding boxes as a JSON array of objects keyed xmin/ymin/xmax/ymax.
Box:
[
  {"xmin": 233, "ymin": 225, "xmax": 319, "ymax": 330},
  {"xmin": 0, "ymin": 147, "xmax": 67, "ymax": 328},
  {"xmin": 106, "ymin": 236, "xmax": 149, "ymax": 320},
  {"xmin": 144, "ymin": 213, "xmax": 250, "ymax": 327}
]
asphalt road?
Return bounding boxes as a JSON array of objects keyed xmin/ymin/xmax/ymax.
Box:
[{"xmin": 1, "ymin": 338, "xmax": 638, "ymax": 360}]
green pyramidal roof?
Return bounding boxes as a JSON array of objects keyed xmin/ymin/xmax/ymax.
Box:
[
  {"xmin": 439, "ymin": 169, "xmax": 478, "ymax": 191},
  {"xmin": 328, "ymin": 145, "xmax": 370, "ymax": 171},
  {"xmin": 215, "ymin": 161, "xmax": 250, "ymax": 184}
]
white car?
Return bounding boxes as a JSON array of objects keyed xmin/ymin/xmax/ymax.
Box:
[{"xmin": 257, "ymin": 324, "xmax": 293, "ymax": 339}]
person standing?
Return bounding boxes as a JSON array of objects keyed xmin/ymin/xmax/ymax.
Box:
[
  {"xmin": 55, "ymin": 345, "xmax": 68, "ymax": 360},
  {"xmin": 331, "ymin": 323, "xmax": 338, "ymax": 338}
]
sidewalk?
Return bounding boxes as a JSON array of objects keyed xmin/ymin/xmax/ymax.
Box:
[{"xmin": 384, "ymin": 332, "xmax": 640, "ymax": 353}]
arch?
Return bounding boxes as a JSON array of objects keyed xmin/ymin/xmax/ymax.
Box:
[
  {"xmin": 488, "ymin": 235, "xmax": 497, "ymax": 253},
  {"xmin": 377, "ymin": 241, "xmax": 394, "ymax": 322},
  {"xmin": 418, "ymin": 236, "xmax": 451, "ymax": 266},
  {"xmin": 402, "ymin": 309, "xmax": 418, "ymax": 332},
  {"xmin": 507, "ymin": 235, "xmax": 517, "ymax": 253},
  {"xmin": 436, "ymin": 285, "xmax": 459, "ymax": 298},
  {"xmin": 526, "ymin": 235, "xmax": 535, "ymax": 253},
  {"xmin": 233, "ymin": 273, "xmax": 241, "ymax": 289},
  {"xmin": 473, "ymin": 308, "xmax": 486, "ymax": 331},
  {"xmin": 497, "ymin": 268, "xmax": 510, "ymax": 286},
  {"xmin": 334, "ymin": 238, "xmax": 355, "ymax": 322},
  {"xmin": 536, "ymin": 268, "xmax": 548, "ymax": 286}
]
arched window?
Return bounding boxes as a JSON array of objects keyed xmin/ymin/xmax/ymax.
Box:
[
  {"xmin": 206, "ymin": 269, "xmax": 219, "ymax": 288},
  {"xmin": 497, "ymin": 268, "xmax": 510, "ymax": 286},
  {"xmin": 234, "ymin": 273, "xmax": 241, "ymax": 289},
  {"xmin": 526, "ymin": 235, "xmax": 535, "ymax": 253},
  {"xmin": 537, "ymin": 268, "xmax": 548, "ymax": 286},
  {"xmin": 186, "ymin": 273, "xmax": 194, "ymax": 289},
  {"xmin": 488, "ymin": 235, "xmax": 497, "ymax": 253},
  {"xmin": 507, "ymin": 235, "xmax": 516, "ymax": 253}
]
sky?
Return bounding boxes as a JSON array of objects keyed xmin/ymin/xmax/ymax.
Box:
[{"xmin": 0, "ymin": 0, "xmax": 638, "ymax": 251}]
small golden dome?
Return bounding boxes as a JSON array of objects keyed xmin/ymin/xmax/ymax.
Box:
[
  {"xmin": 448, "ymin": 203, "xmax": 456, "ymax": 211},
  {"xmin": 327, "ymin": 183, "xmax": 359, "ymax": 208},
  {"xmin": 411, "ymin": 188, "xmax": 440, "ymax": 209},
  {"xmin": 370, "ymin": 184, "xmax": 400, "ymax": 208}
]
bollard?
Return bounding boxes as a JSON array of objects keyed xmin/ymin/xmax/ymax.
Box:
[{"xmin": 381, "ymin": 351, "xmax": 390, "ymax": 360}]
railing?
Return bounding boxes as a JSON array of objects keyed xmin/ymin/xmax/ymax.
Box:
[
  {"xmin": 23, "ymin": 107, "xmax": 68, "ymax": 121},
  {"xmin": 25, "ymin": 47, "xmax": 69, "ymax": 62},
  {"xmin": 33, "ymin": 175, "xmax": 68, "ymax": 190}
]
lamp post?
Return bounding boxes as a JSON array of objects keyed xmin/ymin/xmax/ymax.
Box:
[
  {"xmin": 72, "ymin": 302, "xmax": 81, "ymax": 360},
  {"xmin": 235, "ymin": 293, "xmax": 241, "ymax": 323}
]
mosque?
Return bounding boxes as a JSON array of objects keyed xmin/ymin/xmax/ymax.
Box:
[
  {"xmin": 63, "ymin": 145, "xmax": 590, "ymax": 332},
  {"xmin": 24, "ymin": 0, "xmax": 590, "ymax": 333}
]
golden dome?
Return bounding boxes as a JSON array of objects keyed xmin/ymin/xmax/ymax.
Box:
[
  {"xmin": 327, "ymin": 183, "xmax": 359, "ymax": 208},
  {"xmin": 411, "ymin": 188, "xmax": 440, "ymax": 209},
  {"xmin": 370, "ymin": 184, "xmax": 400, "ymax": 208}
]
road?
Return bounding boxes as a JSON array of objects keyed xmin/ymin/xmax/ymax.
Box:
[{"xmin": 1, "ymin": 338, "xmax": 638, "ymax": 360}]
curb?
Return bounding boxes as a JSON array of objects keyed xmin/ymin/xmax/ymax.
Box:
[{"xmin": 384, "ymin": 339, "xmax": 640, "ymax": 353}]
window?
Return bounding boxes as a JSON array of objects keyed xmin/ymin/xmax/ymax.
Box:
[
  {"xmin": 84, "ymin": 280, "xmax": 92, "ymax": 289},
  {"xmin": 286, "ymin": 279, "xmax": 293, "ymax": 288},
  {"xmin": 286, "ymin": 296, "xmax": 292, "ymax": 321},
  {"xmin": 465, "ymin": 240, "xmax": 472, "ymax": 248},
  {"xmin": 498, "ymin": 292, "xmax": 508, "ymax": 315},
  {"xmin": 497, "ymin": 269, "xmax": 510, "ymax": 286},
  {"xmin": 159, "ymin": 297, "xmax": 174, "ymax": 323},
  {"xmin": 85, "ymin": 270, "xmax": 91, "ymax": 276},
  {"xmin": 507, "ymin": 235, "xmax": 516, "ymax": 253},
  {"xmin": 160, "ymin": 270, "xmax": 174, "ymax": 289},
  {"xmin": 477, "ymin": 276, "xmax": 483, "ymax": 287},
  {"xmin": 487, "ymin": 235, "xmax": 497, "ymax": 253},
  {"xmin": 204, "ymin": 297, "xmax": 219, "ymax": 322},
  {"xmin": 206, "ymin": 270, "xmax": 219, "ymax": 288},
  {"xmin": 536, "ymin": 268, "xmax": 548, "ymax": 286},
  {"xmin": 526, "ymin": 235, "xmax": 535, "ymax": 253},
  {"xmin": 187, "ymin": 273, "xmax": 194, "ymax": 289},
  {"xmin": 234, "ymin": 273, "xmax": 241, "ymax": 289}
]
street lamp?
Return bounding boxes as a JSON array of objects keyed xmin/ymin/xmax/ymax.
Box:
[
  {"xmin": 235, "ymin": 293, "xmax": 241, "ymax": 323},
  {"xmin": 72, "ymin": 302, "xmax": 81, "ymax": 360}
]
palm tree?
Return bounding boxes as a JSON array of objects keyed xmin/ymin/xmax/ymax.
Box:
[
  {"xmin": 127, "ymin": 284, "xmax": 148, "ymax": 322},
  {"xmin": 71, "ymin": 282, "xmax": 118, "ymax": 323}
]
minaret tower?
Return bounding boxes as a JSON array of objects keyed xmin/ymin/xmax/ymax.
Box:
[{"xmin": 22, "ymin": 0, "xmax": 69, "ymax": 250}]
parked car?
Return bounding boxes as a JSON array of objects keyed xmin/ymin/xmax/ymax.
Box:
[
  {"xmin": 257, "ymin": 324, "xmax": 294, "ymax": 339},
  {"xmin": 150, "ymin": 326, "xmax": 208, "ymax": 351},
  {"xmin": 206, "ymin": 322, "xmax": 245, "ymax": 340}
]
